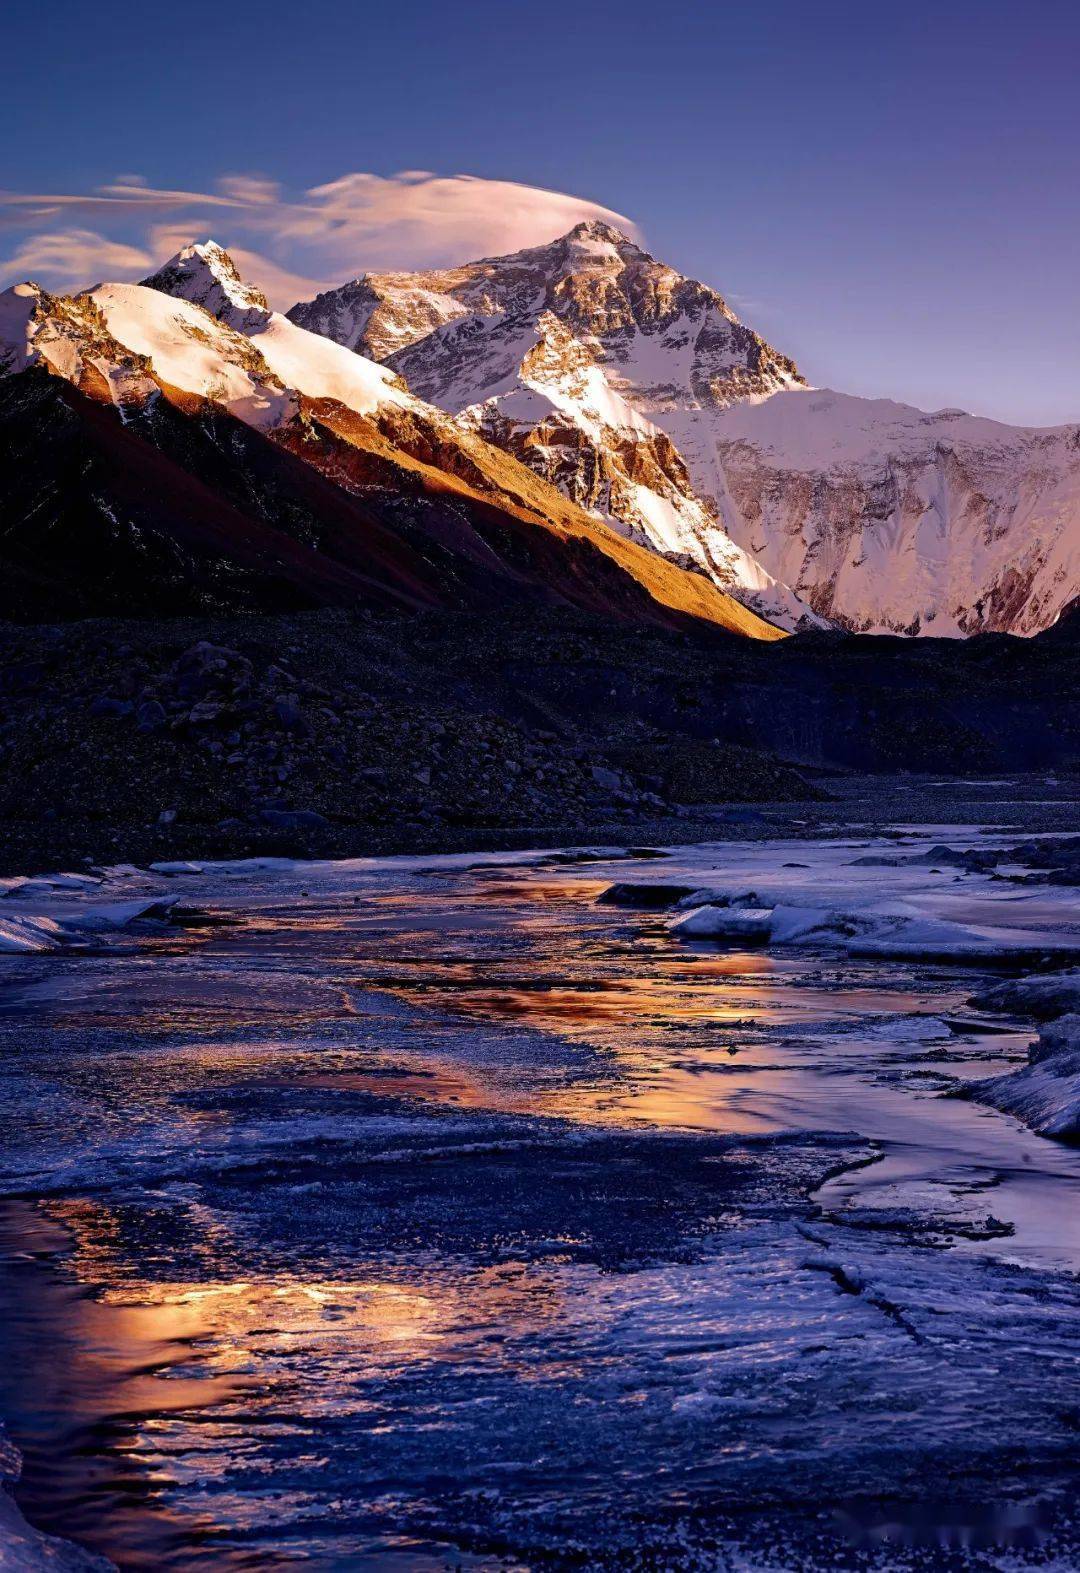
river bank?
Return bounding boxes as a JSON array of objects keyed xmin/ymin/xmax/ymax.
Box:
[{"xmin": 2, "ymin": 603, "xmax": 1077, "ymax": 876}]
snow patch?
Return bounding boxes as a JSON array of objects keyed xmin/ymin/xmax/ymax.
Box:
[{"xmin": 91, "ymin": 282, "xmax": 291, "ymax": 430}]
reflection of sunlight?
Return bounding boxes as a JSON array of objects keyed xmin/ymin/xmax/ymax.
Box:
[
  {"xmin": 112, "ymin": 1276, "xmax": 450, "ymax": 1358},
  {"xmin": 430, "ymin": 977, "xmax": 760, "ymax": 1025},
  {"xmin": 381, "ymin": 966, "xmax": 937, "ymax": 1036},
  {"xmin": 102, "ymin": 1266, "xmax": 566, "ymax": 1364},
  {"xmin": 464, "ymin": 876, "xmax": 613, "ymax": 905},
  {"xmin": 609, "ymin": 1074, "xmax": 778, "ymax": 1134},
  {"xmin": 43, "ymin": 1199, "xmax": 570, "ymax": 1380},
  {"xmin": 4, "ymin": 1194, "xmax": 576, "ymax": 1565}
]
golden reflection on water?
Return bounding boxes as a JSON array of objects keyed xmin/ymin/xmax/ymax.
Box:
[
  {"xmin": 6, "ymin": 1194, "xmax": 576, "ymax": 1536},
  {"xmin": 0, "ymin": 1201, "xmax": 241, "ymax": 1569},
  {"xmin": 44, "ymin": 1196, "xmax": 570, "ymax": 1367},
  {"xmin": 1, "ymin": 1190, "xmax": 578, "ymax": 1570},
  {"xmin": 377, "ymin": 964, "xmax": 933, "ymax": 1036},
  {"xmin": 14, "ymin": 874, "xmax": 970, "ymax": 1145},
  {"xmin": 462, "ymin": 876, "xmax": 614, "ymax": 905}
]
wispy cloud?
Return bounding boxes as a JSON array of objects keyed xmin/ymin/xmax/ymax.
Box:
[
  {"xmin": 262, "ymin": 173, "xmax": 639, "ymax": 276},
  {"xmin": 0, "ymin": 171, "xmax": 638, "ymax": 308},
  {"xmin": 0, "ymin": 181, "xmax": 246, "ymax": 229},
  {"xmin": 0, "ymin": 229, "xmax": 154, "ymax": 290}
]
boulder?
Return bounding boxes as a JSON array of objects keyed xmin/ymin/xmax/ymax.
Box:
[
  {"xmin": 970, "ymin": 970, "xmax": 1080, "ymax": 1020},
  {"xmin": 597, "ymin": 883, "xmax": 700, "ymax": 909}
]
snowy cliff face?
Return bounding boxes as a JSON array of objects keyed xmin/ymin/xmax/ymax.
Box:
[
  {"xmin": 289, "ymin": 223, "xmax": 818, "ymax": 629},
  {"xmin": 290, "ymin": 223, "xmax": 1080, "ymax": 636},
  {"xmin": 701, "ymin": 391, "xmax": 1080, "ymax": 635}
]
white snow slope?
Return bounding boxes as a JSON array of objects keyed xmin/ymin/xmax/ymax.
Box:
[
  {"xmin": 0, "ymin": 271, "xmax": 412, "ymax": 439},
  {"xmin": 0, "ymin": 248, "xmax": 449, "ymax": 453}
]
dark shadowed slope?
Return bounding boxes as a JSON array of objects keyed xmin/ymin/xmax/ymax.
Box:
[{"xmin": 0, "ymin": 276, "xmax": 782, "ymax": 637}]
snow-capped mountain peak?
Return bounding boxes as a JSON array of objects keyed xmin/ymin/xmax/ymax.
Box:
[
  {"xmin": 563, "ymin": 218, "xmax": 636, "ymax": 244},
  {"xmin": 287, "ymin": 225, "xmax": 817, "ymax": 628},
  {"xmin": 547, "ymin": 219, "xmax": 647, "ymax": 266},
  {"xmin": 287, "ymin": 226, "xmax": 1080, "ymax": 637},
  {"xmin": 141, "ymin": 240, "xmax": 270, "ymax": 328},
  {"xmin": 131, "ymin": 247, "xmax": 422, "ymax": 420}
]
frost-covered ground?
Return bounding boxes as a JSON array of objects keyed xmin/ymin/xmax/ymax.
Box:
[{"xmin": 0, "ymin": 812, "xmax": 1078, "ymax": 1569}]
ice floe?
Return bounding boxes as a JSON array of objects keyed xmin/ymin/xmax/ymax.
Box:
[
  {"xmin": 0, "ymin": 896, "xmax": 177, "ymax": 952},
  {"xmin": 673, "ymin": 897, "xmax": 1077, "ymax": 963},
  {"xmin": 970, "ymin": 1015, "xmax": 1080, "ymax": 1140}
]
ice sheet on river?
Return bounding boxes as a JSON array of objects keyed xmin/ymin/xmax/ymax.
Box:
[
  {"xmin": 673, "ymin": 897, "xmax": 1077, "ymax": 961},
  {"xmin": 0, "ymin": 823, "xmax": 1079, "ymax": 1567},
  {"xmin": 0, "ymin": 873, "xmax": 179, "ymax": 951},
  {"xmin": 658, "ymin": 834, "xmax": 1080, "ymax": 962}
]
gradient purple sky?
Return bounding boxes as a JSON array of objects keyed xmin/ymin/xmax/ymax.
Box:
[{"xmin": 2, "ymin": 0, "xmax": 1078, "ymax": 425}]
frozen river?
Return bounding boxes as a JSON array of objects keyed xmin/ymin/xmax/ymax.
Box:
[{"xmin": 0, "ymin": 817, "xmax": 1078, "ymax": 1569}]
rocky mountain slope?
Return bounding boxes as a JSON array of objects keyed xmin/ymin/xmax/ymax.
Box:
[
  {"xmin": 289, "ymin": 224, "xmax": 1080, "ymax": 636},
  {"xmin": 0, "ymin": 252, "xmax": 780, "ymax": 638}
]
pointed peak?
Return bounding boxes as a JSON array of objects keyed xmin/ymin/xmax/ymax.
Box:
[
  {"xmin": 563, "ymin": 219, "xmax": 640, "ymax": 249},
  {"xmin": 141, "ymin": 239, "xmax": 269, "ymax": 323},
  {"xmin": 179, "ymin": 239, "xmax": 242, "ymax": 273},
  {"xmin": 2, "ymin": 281, "xmax": 44, "ymax": 301}
]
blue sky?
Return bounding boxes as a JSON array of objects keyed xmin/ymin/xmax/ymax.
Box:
[{"xmin": 2, "ymin": 0, "xmax": 1079, "ymax": 424}]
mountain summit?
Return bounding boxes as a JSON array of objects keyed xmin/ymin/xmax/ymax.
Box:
[
  {"xmin": 288, "ymin": 225, "xmax": 813, "ymax": 628},
  {"xmin": 142, "ymin": 241, "xmax": 270, "ymax": 327},
  {"xmin": 563, "ymin": 219, "xmax": 637, "ymax": 242},
  {"xmin": 288, "ymin": 223, "xmax": 804, "ymax": 407}
]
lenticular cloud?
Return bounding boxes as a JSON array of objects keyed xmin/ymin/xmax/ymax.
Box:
[
  {"xmin": 0, "ymin": 170, "xmax": 638, "ymax": 307},
  {"xmin": 283, "ymin": 172, "xmax": 639, "ymax": 275}
]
